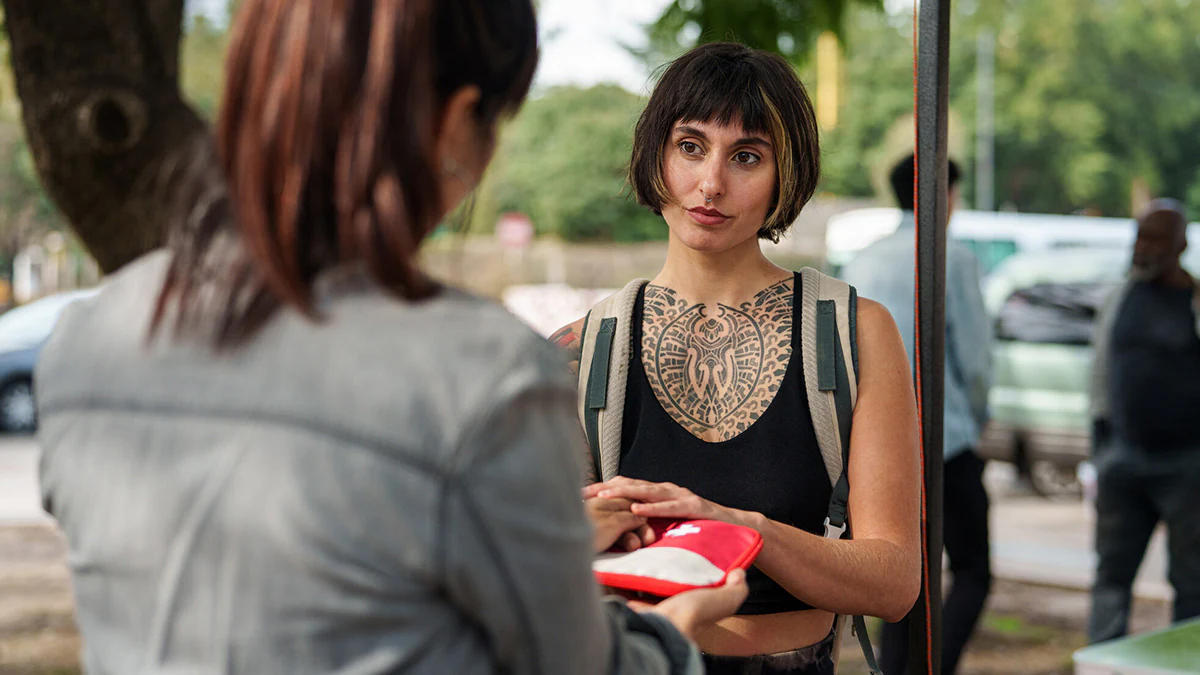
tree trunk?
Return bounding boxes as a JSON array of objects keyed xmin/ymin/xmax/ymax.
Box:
[{"xmin": 1, "ymin": 0, "xmax": 211, "ymax": 273}]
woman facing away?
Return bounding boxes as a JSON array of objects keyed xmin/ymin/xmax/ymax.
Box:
[
  {"xmin": 553, "ymin": 43, "xmax": 922, "ymax": 674},
  {"xmin": 34, "ymin": 1, "xmax": 748, "ymax": 673}
]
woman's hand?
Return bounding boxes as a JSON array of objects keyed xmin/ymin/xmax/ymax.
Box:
[
  {"xmin": 583, "ymin": 477, "xmax": 756, "ymax": 529},
  {"xmin": 632, "ymin": 570, "xmax": 749, "ymax": 641},
  {"xmin": 585, "ymin": 497, "xmax": 656, "ymax": 553}
]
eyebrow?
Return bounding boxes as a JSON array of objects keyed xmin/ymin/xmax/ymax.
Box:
[{"xmin": 675, "ymin": 125, "xmax": 772, "ymax": 149}]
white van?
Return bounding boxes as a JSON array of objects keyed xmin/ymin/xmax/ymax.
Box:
[{"xmin": 824, "ymin": 208, "xmax": 1140, "ymax": 277}]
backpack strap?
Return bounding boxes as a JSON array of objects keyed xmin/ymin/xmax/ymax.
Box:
[
  {"xmin": 798, "ymin": 267, "xmax": 880, "ymax": 675},
  {"xmin": 576, "ymin": 279, "xmax": 649, "ymax": 482},
  {"xmin": 798, "ymin": 267, "xmax": 859, "ymax": 534}
]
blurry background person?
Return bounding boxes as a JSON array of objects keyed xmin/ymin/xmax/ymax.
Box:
[
  {"xmin": 1087, "ymin": 199, "xmax": 1200, "ymax": 643},
  {"xmin": 33, "ymin": 1, "xmax": 746, "ymax": 673},
  {"xmin": 840, "ymin": 155, "xmax": 993, "ymax": 675}
]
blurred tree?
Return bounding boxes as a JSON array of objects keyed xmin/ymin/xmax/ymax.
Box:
[
  {"xmin": 0, "ymin": 4, "xmax": 227, "ymax": 284},
  {"xmin": 813, "ymin": 6, "xmax": 912, "ymax": 199},
  {"xmin": 644, "ymin": 0, "xmax": 883, "ymax": 65},
  {"xmin": 477, "ymin": 85, "xmax": 666, "ymax": 242},
  {"xmin": 952, "ymin": 0, "xmax": 1200, "ymax": 216},
  {"xmin": 180, "ymin": 14, "xmax": 231, "ymax": 118},
  {"xmin": 815, "ymin": 0, "xmax": 1200, "ymax": 217},
  {"xmin": 1, "ymin": 0, "xmax": 209, "ymax": 272}
]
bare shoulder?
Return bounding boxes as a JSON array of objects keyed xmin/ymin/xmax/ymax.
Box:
[
  {"xmin": 856, "ymin": 297, "xmax": 899, "ymax": 334},
  {"xmin": 854, "ymin": 297, "xmax": 912, "ymax": 382},
  {"xmin": 549, "ymin": 317, "xmax": 587, "ymax": 376}
]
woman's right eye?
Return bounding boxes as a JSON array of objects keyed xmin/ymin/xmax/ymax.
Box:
[{"xmin": 678, "ymin": 141, "xmax": 701, "ymax": 155}]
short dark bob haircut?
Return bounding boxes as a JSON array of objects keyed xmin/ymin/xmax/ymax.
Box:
[{"xmin": 628, "ymin": 42, "xmax": 820, "ymax": 243}]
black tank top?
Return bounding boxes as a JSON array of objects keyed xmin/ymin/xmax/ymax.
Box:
[{"xmin": 619, "ymin": 274, "xmax": 831, "ymax": 615}]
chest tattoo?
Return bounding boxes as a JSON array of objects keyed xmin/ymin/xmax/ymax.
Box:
[{"xmin": 641, "ymin": 278, "xmax": 794, "ymax": 442}]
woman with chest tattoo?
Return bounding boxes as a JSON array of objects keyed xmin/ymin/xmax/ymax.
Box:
[{"xmin": 553, "ymin": 42, "xmax": 922, "ymax": 674}]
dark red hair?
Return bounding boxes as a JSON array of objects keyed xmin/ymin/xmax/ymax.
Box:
[{"xmin": 153, "ymin": 0, "xmax": 538, "ymax": 348}]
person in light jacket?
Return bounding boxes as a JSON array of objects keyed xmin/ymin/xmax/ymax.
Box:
[{"xmin": 840, "ymin": 155, "xmax": 993, "ymax": 675}]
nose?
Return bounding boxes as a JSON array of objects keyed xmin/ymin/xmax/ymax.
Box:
[{"xmin": 698, "ymin": 158, "xmax": 725, "ymax": 202}]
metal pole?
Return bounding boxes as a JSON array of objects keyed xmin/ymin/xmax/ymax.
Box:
[
  {"xmin": 975, "ymin": 29, "xmax": 995, "ymax": 212},
  {"xmin": 912, "ymin": 1, "xmax": 951, "ymax": 674}
]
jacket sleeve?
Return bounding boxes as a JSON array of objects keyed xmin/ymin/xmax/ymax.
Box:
[
  {"xmin": 947, "ymin": 247, "xmax": 993, "ymax": 429},
  {"xmin": 440, "ymin": 347, "xmax": 701, "ymax": 675}
]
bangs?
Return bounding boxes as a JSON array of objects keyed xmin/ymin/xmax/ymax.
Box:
[{"xmin": 667, "ymin": 59, "xmax": 772, "ymax": 137}]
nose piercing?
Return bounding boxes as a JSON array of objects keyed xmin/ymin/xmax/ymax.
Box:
[{"xmin": 702, "ymin": 192, "xmax": 713, "ymax": 204}]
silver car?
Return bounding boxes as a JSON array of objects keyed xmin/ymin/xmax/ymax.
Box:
[
  {"xmin": 0, "ymin": 288, "xmax": 101, "ymax": 432},
  {"xmin": 979, "ymin": 245, "xmax": 1200, "ymax": 498}
]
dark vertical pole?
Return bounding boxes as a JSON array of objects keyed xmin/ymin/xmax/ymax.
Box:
[{"xmin": 912, "ymin": 1, "xmax": 951, "ymax": 675}]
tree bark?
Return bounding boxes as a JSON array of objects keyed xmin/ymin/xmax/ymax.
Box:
[{"xmin": 1, "ymin": 0, "xmax": 211, "ymax": 273}]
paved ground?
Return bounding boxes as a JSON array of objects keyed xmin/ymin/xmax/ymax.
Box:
[
  {"xmin": 984, "ymin": 463, "xmax": 1171, "ymax": 601},
  {"xmin": 0, "ymin": 437, "xmax": 48, "ymax": 527}
]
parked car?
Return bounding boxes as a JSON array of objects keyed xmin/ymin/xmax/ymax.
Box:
[
  {"xmin": 979, "ymin": 246, "xmax": 1200, "ymax": 498},
  {"xmin": 824, "ymin": 208, "xmax": 1200, "ymax": 282},
  {"xmin": 823, "ymin": 208, "xmax": 1152, "ymax": 277},
  {"xmin": 0, "ymin": 288, "xmax": 101, "ymax": 432}
]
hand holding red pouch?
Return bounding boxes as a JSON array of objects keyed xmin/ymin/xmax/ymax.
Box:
[{"xmin": 593, "ymin": 518, "xmax": 763, "ymax": 598}]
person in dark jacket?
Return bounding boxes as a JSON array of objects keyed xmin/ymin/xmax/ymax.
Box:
[{"xmin": 1087, "ymin": 199, "xmax": 1200, "ymax": 644}]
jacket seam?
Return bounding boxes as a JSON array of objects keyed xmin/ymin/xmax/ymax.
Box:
[{"xmin": 37, "ymin": 397, "xmax": 449, "ymax": 478}]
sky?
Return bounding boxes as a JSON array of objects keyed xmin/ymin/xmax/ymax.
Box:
[
  {"xmin": 187, "ymin": 0, "xmax": 916, "ymax": 95},
  {"xmin": 186, "ymin": 0, "xmax": 670, "ymax": 95},
  {"xmin": 533, "ymin": 0, "xmax": 673, "ymax": 95}
]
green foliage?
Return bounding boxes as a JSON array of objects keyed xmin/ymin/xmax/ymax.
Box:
[
  {"xmin": 973, "ymin": 0, "xmax": 1200, "ymax": 215},
  {"xmin": 816, "ymin": 0, "xmax": 1200, "ymax": 216},
  {"xmin": 644, "ymin": 0, "xmax": 883, "ymax": 66},
  {"xmin": 474, "ymin": 85, "xmax": 666, "ymax": 242},
  {"xmin": 814, "ymin": 7, "xmax": 914, "ymax": 199},
  {"xmin": 180, "ymin": 14, "xmax": 231, "ymax": 118}
]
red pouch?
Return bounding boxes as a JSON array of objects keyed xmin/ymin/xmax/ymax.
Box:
[{"xmin": 592, "ymin": 519, "xmax": 763, "ymax": 598}]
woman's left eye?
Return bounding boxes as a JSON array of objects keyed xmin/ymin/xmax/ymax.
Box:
[{"xmin": 734, "ymin": 151, "xmax": 761, "ymax": 165}]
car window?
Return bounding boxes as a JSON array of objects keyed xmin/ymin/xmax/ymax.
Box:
[{"xmin": 995, "ymin": 282, "xmax": 1117, "ymax": 345}]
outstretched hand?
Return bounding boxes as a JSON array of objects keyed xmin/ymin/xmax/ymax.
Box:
[
  {"xmin": 583, "ymin": 477, "xmax": 751, "ymax": 527},
  {"xmin": 631, "ymin": 570, "xmax": 749, "ymax": 640}
]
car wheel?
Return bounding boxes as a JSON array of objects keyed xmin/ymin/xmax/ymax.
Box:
[
  {"xmin": 0, "ymin": 379, "xmax": 37, "ymax": 433},
  {"xmin": 1029, "ymin": 458, "xmax": 1082, "ymax": 501}
]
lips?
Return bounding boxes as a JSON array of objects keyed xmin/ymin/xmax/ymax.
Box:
[{"xmin": 687, "ymin": 206, "xmax": 730, "ymax": 227}]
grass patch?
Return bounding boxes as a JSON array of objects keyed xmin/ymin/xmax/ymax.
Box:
[{"xmin": 984, "ymin": 614, "xmax": 1059, "ymax": 642}]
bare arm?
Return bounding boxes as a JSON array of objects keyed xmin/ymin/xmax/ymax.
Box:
[
  {"xmin": 746, "ymin": 299, "xmax": 922, "ymax": 620},
  {"xmin": 549, "ymin": 318, "xmax": 586, "ymax": 377}
]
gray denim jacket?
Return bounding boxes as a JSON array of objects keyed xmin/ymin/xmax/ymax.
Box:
[{"xmin": 37, "ymin": 251, "xmax": 699, "ymax": 675}]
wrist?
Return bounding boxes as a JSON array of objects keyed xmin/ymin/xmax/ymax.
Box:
[
  {"xmin": 733, "ymin": 508, "xmax": 768, "ymax": 534},
  {"xmin": 654, "ymin": 605, "xmax": 698, "ymax": 640}
]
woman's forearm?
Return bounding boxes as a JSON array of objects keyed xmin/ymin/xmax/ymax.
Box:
[{"xmin": 741, "ymin": 511, "xmax": 920, "ymax": 622}]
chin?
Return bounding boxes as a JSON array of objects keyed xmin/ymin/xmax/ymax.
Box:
[
  {"xmin": 678, "ymin": 230, "xmax": 735, "ymax": 253},
  {"xmin": 670, "ymin": 221, "xmax": 757, "ymax": 255}
]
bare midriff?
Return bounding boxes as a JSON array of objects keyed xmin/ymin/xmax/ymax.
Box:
[{"xmin": 694, "ymin": 609, "xmax": 836, "ymax": 657}]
